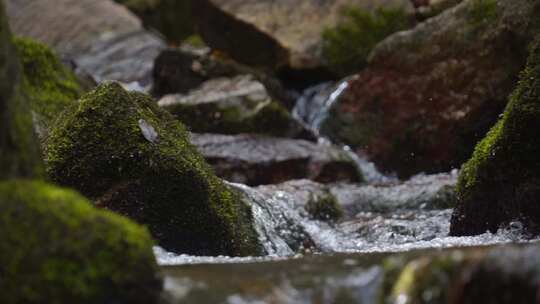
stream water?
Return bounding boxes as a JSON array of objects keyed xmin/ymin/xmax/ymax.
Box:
[{"xmin": 156, "ymin": 81, "xmax": 534, "ymax": 303}]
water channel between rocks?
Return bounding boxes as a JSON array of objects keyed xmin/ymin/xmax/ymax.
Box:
[{"xmin": 156, "ymin": 82, "xmax": 537, "ymax": 303}]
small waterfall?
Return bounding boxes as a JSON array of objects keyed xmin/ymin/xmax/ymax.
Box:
[
  {"xmin": 292, "ymin": 80, "xmax": 349, "ymax": 136},
  {"xmin": 293, "ymin": 81, "xmax": 393, "ymax": 184}
]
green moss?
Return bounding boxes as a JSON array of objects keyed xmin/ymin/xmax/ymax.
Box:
[
  {"xmin": 183, "ymin": 35, "xmax": 207, "ymax": 48},
  {"xmin": 451, "ymin": 36, "xmax": 540, "ymax": 235},
  {"xmin": 165, "ymin": 97, "xmax": 298, "ymax": 136},
  {"xmin": 13, "ymin": 37, "xmax": 83, "ymax": 135},
  {"xmin": 0, "ymin": 3, "xmax": 43, "ymax": 180},
  {"xmin": 305, "ymin": 192, "xmax": 343, "ymax": 222},
  {"xmin": 322, "ymin": 6, "xmax": 412, "ymax": 76},
  {"xmin": 45, "ymin": 82, "xmax": 262, "ymax": 256},
  {"xmin": 0, "ymin": 180, "xmax": 161, "ymax": 304},
  {"xmin": 389, "ymin": 254, "xmax": 466, "ymax": 304},
  {"xmin": 467, "ymin": 0, "xmax": 497, "ymax": 26}
]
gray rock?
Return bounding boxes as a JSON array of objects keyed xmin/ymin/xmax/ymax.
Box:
[
  {"xmin": 190, "ymin": 133, "xmax": 362, "ymax": 186},
  {"xmin": 5, "ymin": 0, "xmax": 165, "ymax": 86}
]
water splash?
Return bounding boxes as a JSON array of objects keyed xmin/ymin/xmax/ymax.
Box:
[{"xmin": 155, "ymin": 174, "xmax": 534, "ymax": 266}]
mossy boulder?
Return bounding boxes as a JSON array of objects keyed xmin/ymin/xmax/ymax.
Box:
[
  {"xmin": 381, "ymin": 244, "xmax": 540, "ymax": 304},
  {"xmin": 13, "ymin": 37, "xmax": 83, "ymax": 136},
  {"xmin": 0, "ymin": 180, "xmax": 161, "ymax": 304},
  {"xmin": 450, "ymin": 36, "xmax": 540, "ymax": 236},
  {"xmin": 158, "ymin": 75, "xmax": 306, "ymax": 137},
  {"xmin": 322, "ymin": 0, "xmax": 540, "ymax": 178},
  {"xmin": 45, "ymin": 82, "xmax": 261, "ymax": 256},
  {"xmin": 0, "ymin": 1, "xmax": 42, "ymax": 179}
]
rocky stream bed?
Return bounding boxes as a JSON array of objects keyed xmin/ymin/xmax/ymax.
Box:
[{"xmin": 2, "ymin": 0, "xmax": 540, "ymax": 303}]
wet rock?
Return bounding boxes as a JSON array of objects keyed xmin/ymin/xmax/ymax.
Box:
[
  {"xmin": 0, "ymin": 180, "xmax": 162, "ymax": 303},
  {"xmin": 159, "ymin": 75, "xmax": 306, "ymax": 137},
  {"xmin": 45, "ymin": 82, "xmax": 262, "ymax": 256},
  {"xmin": 321, "ymin": 0, "xmax": 540, "ymax": 178},
  {"xmin": 256, "ymin": 180, "xmax": 344, "ymax": 222},
  {"xmin": 13, "ymin": 37, "xmax": 83, "ymax": 137},
  {"xmin": 450, "ymin": 36, "xmax": 540, "ymax": 236},
  {"xmin": 258, "ymin": 172, "xmax": 456, "ymax": 221},
  {"xmin": 190, "ymin": 133, "xmax": 363, "ymax": 186},
  {"xmin": 5, "ymin": 0, "xmax": 165, "ymax": 86},
  {"xmin": 333, "ymin": 172, "xmax": 457, "ymax": 216},
  {"xmin": 0, "ymin": 1, "xmax": 42, "ymax": 179},
  {"xmin": 384, "ymin": 243, "xmax": 540, "ymax": 304},
  {"xmin": 230, "ymin": 183, "xmax": 317, "ymax": 255}
]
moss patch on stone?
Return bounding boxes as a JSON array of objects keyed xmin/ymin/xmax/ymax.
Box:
[
  {"xmin": 0, "ymin": 180, "xmax": 161, "ymax": 304},
  {"xmin": 305, "ymin": 192, "xmax": 343, "ymax": 222},
  {"xmin": 45, "ymin": 82, "xmax": 262, "ymax": 256},
  {"xmin": 13, "ymin": 37, "xmax": 83, "ymax": 135},
  {"xmin": 165, "ymin": 97, "xmax": 298, "ymax": 136},
  {"xmin": 321, "ymin": 6, "xmax": 412, "ymax": 76},
  {"xmin": 0, "ymin": 3, "xmax": 43, "ymax": 180},
  {"xmin": 450, "ymin": 36, "xmax": 540, "ymax": 235},
  {"xmin": 467, "ymin": 0, "xmax": 498, "ymax": 26}
]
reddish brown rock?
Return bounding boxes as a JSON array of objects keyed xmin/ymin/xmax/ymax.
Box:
[{"xmin": 321, "ymin": 0, "xmax": 540, "ymax": 178}]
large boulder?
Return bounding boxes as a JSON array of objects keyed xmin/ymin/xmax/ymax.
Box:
[
  {"xmin": 450, "ymin": 36, "xmax": 540, "ymax": 236},
  {"xmin": 5, "ymin": 0, "xmax": 165, "ymax": 86},
  {"xmin": 320, "ymin": 0, "xmax": 540, "ymax": 178},
  {"xmin": 190, "ymin": 133, "xmax": 363, "ymax": 186},
  {"xmin": 45, "ymin": 82, "xmax": 262, "ymax": 256},
  {"xmin": 0, "ymin": 180, "xmax": 161, "ymax": 303},
  {"xmin": 13, "ymin": 37, "xmax": 83, "ymax": 136},
  {"xmin": 0, "ymin": 1, "xmax": 42, "ymax": 179},
  {"xmin": 158, "ymin": 75, "xmax": 306, "ymax": 137},
  {"xmin": 116, "ymin": 0, "xmax": 289, "ymax": 71},
  {"xmin": 209, "ymin": 0, "xmax": 413, "ymax": 70}
]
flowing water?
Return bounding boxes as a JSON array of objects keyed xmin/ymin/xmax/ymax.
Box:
[{"xmin": 157, "ymin": 82, "xmax": 534, "ymax": 303}]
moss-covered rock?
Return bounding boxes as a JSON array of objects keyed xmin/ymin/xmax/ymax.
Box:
[
  {"xmin": 321, "ymin": 0, "xmax": 540, "ymax": 178},
  {"xmin": 13, "ymin": 37, "xmax": 83, "ymax": 136},
  {"xmin": 158, "ymin": 75, "xmax": 306, "ymax": 137},
  {"xmin": 6, "ymin": 0, "xmax": 165, "ymax": 86},
  {"xmin": 380, "ymin": 243, "xmax": 540, "ymax": 304},
  {"xmin": 0, "ymin": 180, "xmax": 161, "ymax": 304},
  {"xmin": 450, "ymin": 36, "xmax": 540, "ymax": 236},
  {"xmin": 305, "ymin": 192, "xmax": 343, "ymax": 222},
  {"xmin": 45, "ymin": 82, "xmax": 261, "ymax": 256},
  {"xmin": 0, "ymin": 1, "xmax": 42, "ymax": 179}
]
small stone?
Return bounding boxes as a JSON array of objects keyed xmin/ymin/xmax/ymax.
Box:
[{"xmin": 139, "ymin": 119, "xmax": 158, "ymax": 143}]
